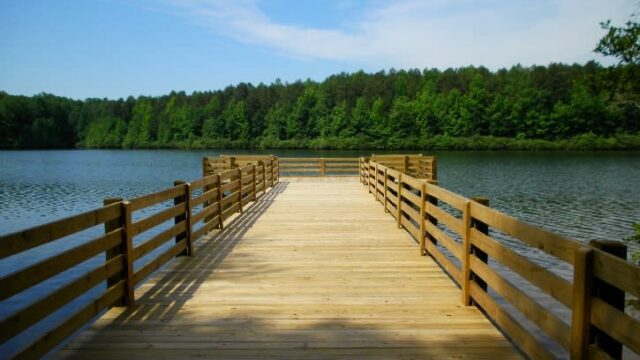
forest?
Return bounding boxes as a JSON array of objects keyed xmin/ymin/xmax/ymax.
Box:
[{"xmin": 1, "ymin": 62, "xmax": 639, "ymax": 150}]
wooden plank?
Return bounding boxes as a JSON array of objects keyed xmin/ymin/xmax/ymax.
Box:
[
  {"xmin": 469, "ymin": 202, "xmax": 579, "ymax": 264},
  {"xmin": 190, "ymin": 188, "xmax": 219, "ymax": 208},
  {"xmin": 571, "ymin": 246, "xmax": 594, "ymax": 360},
  {"xmin": 325, "ymin": 168, "xmax": 359, "ymax": 173},
  {"xmin": 191, "ymin": 202, "xmax": 220, "ymax": 225},
  {"xmin": 191, "ymin": 216, "xmax": 221, "ymax": 241},
  {"xmin": 129, "ymin": 185, "xmax": 186, "ymax": 212},
  {"xmin": 470, "ymin": 256, "xmax": 571, "ymax": 350},
  {"xmin": 0, "ymin": 229, "xmax": 122, "ymax": 301},
  {"xmin": 470, "ymin": 228, "xmax": 573, "ymax": 307},
  {"xmin": 401, "ymin": 189, "xmax": 421, "ymax": 208},
  {"xmin": 0, "ymin": 203, "xmax": 121, "ymax": 259},
  {"xmin": 386, "ymin": 192, "xmax": 398, "ymax": 208},
  {"xmin": 325, "ymin": 161, "xmax": 359, "ymax": 165},
  {"xmin": 241, "ymin": 194, "xmax": 253, "ymax": 207},
  {"xmin": 592, "ymin": 248, "xmax": 640, "ymax": 298},
  {"xmin": 425, "ymin": 202, "xmax": 463, "ymax": 236},
  {"xmin": 400, "ymin": 201, "xmax": 420, "ymax": 224},
  {"xmin": 221, "ymin": 179, "xmax": 240, "ymax": 193},
  {"xmin": 280, "ymin": 163, "xmax": 320, "ymax": 168},
  {"xmin": 221, "ymin": 192, "xmax": 241, "ymax": 208},
  {"xmin": 56, "ymin": 178, "xmax": 520, "ymax": 360},
  {"xmin": 385, "ymin": 200, "xmax": 397, "ymax": 215},
  {"xmin": 14, "ymin": 280, "xmax": 125, "ymax": 360},
  {"xmin": 401, "ymin": 176, "xmax": 424, "ymax": 191},
  {"xmin": 221, "ymin": 203, "xmax": 240, "ymax": 221},
  {"xmin": 425, "ymin": 222, "xmax": 462, "ymax": 260},
  {"xmin": 400, "ymin": 215, "xmax": 419, "ymax": 240},
  {"xmin": 187, "ymin": 175, "xmax": 218, "ymax": 191},
  {"xmin": 426, "ymin": 241, "xmax": 461, "ymax": 285},
  {"xmin": 385, "ymin": 180, "xmax": 399, "ymax": 193},
  {"xmin": 130, "ymin": 203, "xmax": 187, "ymax": 237},
  {"xmin": 280, "ymin": 169, "xmax": 319, "ymax": 173},
  {"xmin": 469, "ymin": 282, "xmax": 556, "ymax": 360},
  {"xmin": 385, "ymin": 167, "xmax": 401, "ymax": 179},
  {"xmin": 132, "ymin": 221, "xmax": 187, "ymax": 261},
  {"xmin": 241, "ymin": 183, "xmax": 253, "ymax": 195},
  {"xmin": 426, "ymin": 184, "xmax": 467, "ymax": 211},
  {"xmin": 0, "ymin": 255, "xmax": 124, "ymax": 343},
  {"xmin": 133, "ymin": 239, "xmax": 187, "ymax": 285},
  {"xmin": 219, "ymin": 170, "xmax": 236, "ymax": 182},
  {"xmin": 590, "ymin": 298, "xmax": 640, "ymax": 354}
]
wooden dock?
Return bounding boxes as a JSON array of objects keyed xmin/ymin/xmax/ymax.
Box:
[
  {"xmin": 3, "ymin": 155, "xmax": 639, "ymax": 360},
  {"xmin": 55, "ymin": 177, "xmax": 521, "ymax": 359}
]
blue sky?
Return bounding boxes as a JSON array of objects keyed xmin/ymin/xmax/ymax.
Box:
[{"xmin": 0, "ymin": 0, "xmax": 635, "ymax": 99}]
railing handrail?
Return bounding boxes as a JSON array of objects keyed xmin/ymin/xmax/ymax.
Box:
[
  {"xmin": 0, "ymin": 161, "xmax": 280, "ymax": 359},
  {"xmin": 360, "ymin": 158, "xmax": 640, "ymax": 360}
]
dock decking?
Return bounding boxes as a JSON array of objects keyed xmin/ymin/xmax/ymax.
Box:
[{"xmin": 56, "ymin": 177, "xmax": 520, "ymax": 359}]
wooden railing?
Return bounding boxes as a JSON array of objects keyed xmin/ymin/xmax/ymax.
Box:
[
  {"xmin": 371, "ymin": 154, "xmax": 437, "ymax": 179},
  {"xmin": 0, "ymin": 162, "xmax": 279, "ymax": 359},
  {"xmin": 204, "ymin": 154, "xmax": 435, "ymax": 178},
  {"xmin": 278, "ymin": 157, "xmax": 359, "ymax": 175},
  {"xmin": 203, "ymin": 156, "xmax": 279, "ymax": 184},
  {"xmin": 361, "ymin": 158, "xmax": 640, "ymax": 360}
]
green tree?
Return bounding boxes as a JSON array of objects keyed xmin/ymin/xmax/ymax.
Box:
[{"xmin": 595, "ymin": 17, "xmax": 640, "ymax": 64}]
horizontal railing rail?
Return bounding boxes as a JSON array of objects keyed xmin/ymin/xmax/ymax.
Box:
[
  {"xmin": 0, "ymin": 162, "xmax": 279, "ymax": 359},
  {"xmin": 370, "ymin": 154, "xmax": 437, "ymax": 179},
  {"xmin": 361, "ymin": 158, "xmax": 639, "ymax": 360},
  {"xmin": 203, "ymin": 156, "xmax": 279, "ymax": 185},
  {"xmin": 279, "ymin": 157, "xmax": 359, "ymax": 176}
]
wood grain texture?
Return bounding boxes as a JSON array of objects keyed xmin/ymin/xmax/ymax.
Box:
[{"xmin": 55, "ymin": 178, "xmax": 520, "ymax": 360}]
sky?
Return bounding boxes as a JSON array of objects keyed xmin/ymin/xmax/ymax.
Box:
[{"xmin": 0, "ymin": 0, "xmax": 636, "ymax": 99}]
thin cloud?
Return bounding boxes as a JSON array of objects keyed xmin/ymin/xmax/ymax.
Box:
[{"xmin": 164, "ymin": 0, "xmax": 635, "ymax": 68}]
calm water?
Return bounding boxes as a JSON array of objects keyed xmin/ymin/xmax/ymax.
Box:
[{"xmin": 1, "ymin": 149, "xmax": 639, "ymax": 357}]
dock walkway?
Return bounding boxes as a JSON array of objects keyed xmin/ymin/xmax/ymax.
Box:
[{"xmin": 56, "ymin": 177, "xmax": 520, "ymax": 359}]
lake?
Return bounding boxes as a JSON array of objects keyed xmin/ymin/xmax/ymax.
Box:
[
  {"xmin": 1, "ymin": 149, "xmax": 639, "ymax": 356},
  {"xmin": 1, "ymin": 149, "xmax": 638, "ymax": 241}
]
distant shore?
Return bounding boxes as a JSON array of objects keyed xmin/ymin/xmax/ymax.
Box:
[{"xmin": 84, "ymin": 133, "xmax": 640, "ymax": 151}]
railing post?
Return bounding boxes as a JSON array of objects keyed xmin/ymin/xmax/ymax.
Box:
[
  {"xmin": 269, "ymin": 160, "xmax": 274, "ymax": 187},
  {"xmin": 383, "ymin": 168, "xmax": 388, "ymax": 213},
  {"xmin": 237, "ymin": 169, "xmax": 244, "ymax": 214},
  {"xmin": 571, "ymin": 246, "xmax": 594, "ymax": 360},
  {"xmin": 588, "ymin": 240, "xmax": 626, "ymax": 359},
  {"xmin": 403, "ymin": 155, "xmax": 409, "ymax": 174},
  {"xmin": 431, "ymin": 157, "xmax": 438, "ymax": 183},
  {"xmin": 470, "ymin": 196, "xmax": 489, "ymax": 293},
  {"xmin": 252, "ymin": 164, "xmax": 257, "ymax": 201},
  {"xmin": 320, "ymin": 158, "xmax": 326, "ymax": 176},
  {"xmin": 104, "ymin": 197, "xmax": 125, "ymax": 306},
  {"xmin": 122, "ymin": 200, "xmax": 135, "ymax": 306},
  {"xmin": 262, "ymin": 161, "xmax": 267, "ymax": 194},
  {"xmin": 229, "ymin": 156, "xmax": 237, "ymax": 170},
  {"xmin": 173, "ymin": 181, "xmax": 191, "ymax": 256},
  {"xmin": 461, "ymin": 200, "xmax": 472, "ymax": 305},
  {"xmin": 397, "ymin": 173, "xmax": 402, "ymax": 229},
  {"xmin": 374, "ymin": 164, "xmax": 379, "ymax": 202},
  {"xmin": 426, "ymin": 180, "xmax": 438, "ymax": 247},
  {"xmin": 419, "ymin": 182, "xmax": 427, "ymax": 256},
  {"xmin": 217, "ymin": 173, "xmax": 224, "ymax": 230},
  {"xmin": 368, "ymin": 163, "xmax": 373, "ymax": 193}
]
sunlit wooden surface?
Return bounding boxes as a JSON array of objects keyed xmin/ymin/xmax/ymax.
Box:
[{"xmin": 56, "ymin": 177, "xmax": 521, "ymax": 359}]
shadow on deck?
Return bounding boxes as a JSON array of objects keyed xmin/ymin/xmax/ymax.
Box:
[{"xmin": 56, "ymin": 179, "xmax": 521, "ymax": 359}]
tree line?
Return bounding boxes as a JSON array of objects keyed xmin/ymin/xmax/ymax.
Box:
[{"xmin": 1, "ymin": 62, "xmax": 639, "ymax": 150}]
